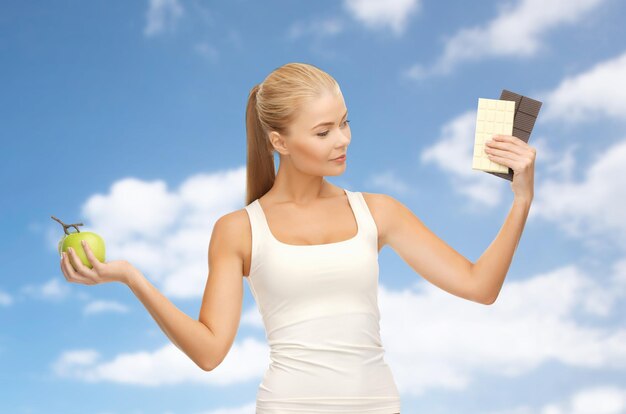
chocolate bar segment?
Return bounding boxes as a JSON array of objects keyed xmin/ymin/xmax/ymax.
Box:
[
  {"xmin": 512, "ymin": 128, "xmax": 530, "ymax": 142},
  {"xmin": 485, "ymin": 89, "xmax": 542, "ymax": 181},
  {"xmin": 514, "ymin": 111, "xmax": 537, "ymax": 132},
  {"xmin": 518, "ymin": 97, "xmax": 542, "ymax": 116}
]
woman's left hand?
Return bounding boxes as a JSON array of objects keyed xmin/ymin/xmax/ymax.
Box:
[
  {"xmin": 484, "ymin": 134, "xmax": 536, "ymax": 202},
  {"xmin": 61, "ymin": 240, "xmax": 135, "ymax": 286}
]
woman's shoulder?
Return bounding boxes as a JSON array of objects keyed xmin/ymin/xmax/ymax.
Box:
[
  {"xmin": 360, "ymin": 191, "xmax": 395, "ymax": 213},
  {"xmin": 215, "ymin": 206, "xmax": 253, "ymax": 232},
  {"xmin": 211, "ymin": 207, "xmax": 253, "ymax": 258},
  {"xmin": 359, "ymin": 191, "xmax": 401, "ymax": 243}
]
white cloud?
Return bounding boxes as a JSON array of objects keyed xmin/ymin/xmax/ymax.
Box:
[
  {"xmin": 21, "ymin": 278, "xmax": 71, "ymax": 302},
  {"xmin": 380, "ymin": 262, "xmax": 626, "ymax": 396},
  {"xmin": 52, "ymin": 349, "xmax": 100, "ymax": 376},
  {"xmin": 285, "ymin": 0, "xmax": 419, "ymax": 41},
  {"xmin": 530, "ymin": 138, "xmax": 626, "ymax": 251},
  {"xmin": 541, "ymin": 50, "xmax": 626, "ymax": 123},
  {"xmin": 83, "ymin": 299, "xmax": 130, "ymax": 316},
  {"xmin": 0, "ymin": 289, "xmax": 12, "ymax": 306},
  {"xmin": 368, "ymin": 170, "xmax": 413, "ymax": 195},
  {"xmin": 485, "ymin": 385, "xmax": 626, "ymax": 414},
  {"xmin": 343, "ymin": 0, "xmax": 420, "ymax": 36},
  {"xmin": 144, "ymin": 0, "xmax": 184, "ymax": 38},
  {"xmin": 420, "ymin": 96, "xmax": 626, "ymax": 251},
  {"xmin": 285, "ymin": 16, "xmax": 348, "ymax": 60},
  {"xmin": 287, "ymin": 17, "xmax": 345, "ymax": 41},
  {"xmin": 51, "ymin": 336, "xmax": 269, "ymax": 386},
  {"xmin": 405, "ymin": 0, "xmax": 608, "ymax": 79},
  {"xmin": 565, "ymin": 386, "xmax": 626, "ymax": 414},
  {"xmin": 52, "ymin": 261, "xmax": 626, "ymax": 396},
  {"xmin": 193, "ymin": 42, "xmax": 219, "ymax": 63},
  {"xmin": 56, "ymin": 167, "xmax": 246, "ymax": 300},
  {"xmin": 14, "ymin": 277, "xmax": 96, "ymax": 306},
  {"xmin": 240, "ymin": 302, "xmax": 263, "ymax": 328},
  {"xmin": 420, "ymin": 109, "xmax": 507, "ymax": 208}
]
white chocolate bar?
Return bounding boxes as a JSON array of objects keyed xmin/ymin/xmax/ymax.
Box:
[{"xmin": 472, "ymin": 98, "xmax": 515, "ymax": 174}]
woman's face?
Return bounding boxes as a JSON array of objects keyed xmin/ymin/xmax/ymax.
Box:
[{"xmin": 269, "ymin": 90, "xmax": 351, "ymax": 177}]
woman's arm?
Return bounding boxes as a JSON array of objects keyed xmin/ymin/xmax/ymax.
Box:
[
  {"xmin": 367, "ymin": 192, "xmax": 482, "ymax": 304},
  {"xmin": 365, "ymin": 192, "xmax": 532, "ymax": 305},
  {"xmin": 125, "ymin": 212, "xmax": 245, "ymax": 372},
  {"xmin": 471, "ymin": 197, "xmax": 532, "ymax": 304},
  {"xmin": 61, "ymin": 213, "xmax": 245, "ymax": 372},
  {"xmin": 125, "ymin": 270, "xmax": 219, "ymax": 371}
]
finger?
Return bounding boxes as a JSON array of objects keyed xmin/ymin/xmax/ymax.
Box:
[
  {"xmin": 60, "ymin": 253, "xmax": 70, "ymax": 282},
  {"xmin": 492, "ymin": 135, "xmax": 526, "ymax": 148},
  {"xmin": 488, "ymin": 136, "xmax": 528, "ymax": 157},
  {"xmin": 493, "ymin": 134, "xmax": 522, "ymax": 145},
  {"xmin": 62, "ymin": 251, "xmax": 91, "ymax": 284},
  {"xmin": 80, "ymin": 240, "xmax": 101, "ymax": 269},
  {"xmin": 67, "ymin": 247, "xmax": 96, "ymax": 281},
  {"xmin": 487, "ymin": 152, "xmax": 524, "ymax": 171},
  {"xmin": 485, "ymin": 146, "xmax": 514, "ymax": 160},
  {"xmin": 486, "ymin": 144, "xmax": 520, "ymax": 161},
  {"xmin": 486, "ymin": 153, "xmax": 514, "ymax": 169},
  {"xmin": 495, "ymin": 134, "xmax": 535, "ymax": 154}
]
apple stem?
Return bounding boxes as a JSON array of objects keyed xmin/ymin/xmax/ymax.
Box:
[{"xmin": 50, "ymin": 215, "xmax": 84, "ymax": 235}]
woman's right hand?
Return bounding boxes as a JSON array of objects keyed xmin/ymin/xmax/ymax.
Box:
[{"xmin": 60, "ymin": 240, "xmax": 135, "ymax": 286}]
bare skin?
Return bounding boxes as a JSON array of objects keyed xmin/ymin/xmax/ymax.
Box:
[
  {"xmin": 199, "ymin": 89, "xmax": 493, "ymax": 369},
  {"xmin": 60, "ymin": 88, "xmax": 535, "ymax": 373}
]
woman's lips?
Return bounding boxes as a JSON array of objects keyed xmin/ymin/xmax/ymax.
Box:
[{"xmin": 331, "ymin": 155, "xmax": 346, "ymax": 161}]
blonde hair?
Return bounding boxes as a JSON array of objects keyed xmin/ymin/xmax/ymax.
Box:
[{"xmin": 245, "ymin": 62, "xmax": 341, "ymax": 205}]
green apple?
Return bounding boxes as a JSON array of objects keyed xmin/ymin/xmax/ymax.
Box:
[
  {"xmin": 51, "ymin": 215, "xmax": 106, "ymax": 270},
  {"xmin": 59, "ymin": 231, "xmax": 106, "ymax": 269}
]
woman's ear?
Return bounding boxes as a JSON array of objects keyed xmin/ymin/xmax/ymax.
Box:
[{"xmin": 269, "ymin": 130, "xmax": 289, "ymax": 156}]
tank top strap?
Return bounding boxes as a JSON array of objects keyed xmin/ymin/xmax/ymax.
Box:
[
  {"xmin": 244, "ymin": 200, "xmax": 269, "ymax": 276},
  {"xmin": 345, "ymin": 189, "xmax": 379, "ymax": 249}
]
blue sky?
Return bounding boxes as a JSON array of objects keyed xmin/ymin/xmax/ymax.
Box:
[{"xmin": 2, "ymin": 0, "xmax": 626, "ymax": 413}]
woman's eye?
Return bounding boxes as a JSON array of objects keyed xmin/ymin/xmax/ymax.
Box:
[{"xmin": 317, "ymin": 119, "xmax": 350, "ymax": 137}]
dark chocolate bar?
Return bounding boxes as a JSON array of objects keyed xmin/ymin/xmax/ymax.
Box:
[{"xmin": 486, "ymin": 89, "xmax": 542, "ymax": 181}]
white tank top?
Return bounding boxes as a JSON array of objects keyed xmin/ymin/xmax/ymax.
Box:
[{"xmin": 244, "ymin": 188, "xmax": 401, "ymax": 413}]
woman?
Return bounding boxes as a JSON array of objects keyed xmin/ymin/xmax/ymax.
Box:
[{"xmin": 60, "ymin": 62, "xmax": 536, "ymax": 413}]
